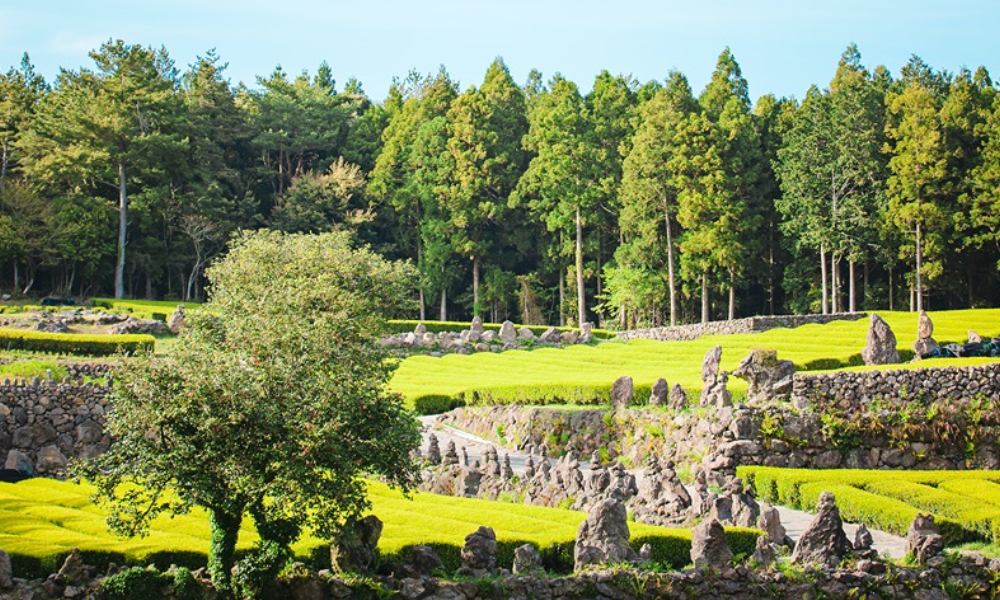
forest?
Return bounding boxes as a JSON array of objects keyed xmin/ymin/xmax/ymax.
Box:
[{"xmin": 1, "ymin": 40, "xmax": 998, "ymax": 328}]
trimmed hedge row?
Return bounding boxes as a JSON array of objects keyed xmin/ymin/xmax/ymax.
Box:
[
  {"xmin": 739, "ymin": 466, "xmax": 1000, "ymax": 545},
  {"xmin": 386, "ymin": 319, "xmax": 616, "ymax": 340},
  {"xmin": 0, "ymin": 328, "xmax": 154, "ymax": 356}
]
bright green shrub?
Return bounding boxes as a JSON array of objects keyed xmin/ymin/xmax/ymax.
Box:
[
  {"xmin": 412, "ymin": 394, "xmax": 464, "ymax": 415},
  {"xmin": 0, "ymin": 329, "xmax": 154, "ymax": 356},
  {"xmin": 863, "ymin": 479, "xmax": 1000, "ymax": 542}
]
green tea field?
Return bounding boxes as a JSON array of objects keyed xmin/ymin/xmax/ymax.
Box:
[
  {"xmin": 390, "ymin": 309, "xmax": 1000, "ymax": 407},
  {"xmin": 739, "ymin": 467, "xmax": 1000, "ymax": 546},
  {"xmin": 0, "ymin": 478, "xmax": 758, "ymax": 577}
]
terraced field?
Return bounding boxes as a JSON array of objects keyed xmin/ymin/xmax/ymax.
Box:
[
  {"xmin": 0, "ymin": 478, "xmax": 758, "ymax": 577},
  {"xmin": 389, "ymin": 309, "xmax": 1000, "ymax": 407},
  {"xmin": 739, "ymin": 467, "xmax": 1000, "ymax": 546}
]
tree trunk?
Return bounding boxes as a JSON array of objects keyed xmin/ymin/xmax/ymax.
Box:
[
  {"xmin": 820, "ymin": 245, "xmax": 828, "ymax": 315},
  {"xmin": 701, "ymin": 273, "xmax": 709, "ymax": 323},
  {"xmin": 575, "ymin": 206, "xmax": 586, "ymax": 328},
  {"xmin": 472, "ymin": 256, "xmax": 480, "ymax": 317},
  {"xmin": 440, "ymin": 287, "xmax": 447, "ymax": 321},
  {"xmin": 848, "ymin": 260, "xmax": 856, "ymax": 313},
  {"xmin": 115, "ymin": 162, "xmax": 128, "ymax": 300},
  {"xmin": 968, "ymin": 261, "xmax": 974, "ymax": 308},
  {"xmin": 915, "ymin": 221, "xmax": 923, "ymax": 313},
  {"xmin": 663, "ymin": 203, "xmax": 677, "ymax": 326},
  {"xmin": 889, "ymin": 266, "xmax": 894, "ymax": 311},
  {"xmin": 831, "ymin": 253, "xmax": 839, "ymax": 313},
  {"xmin": 12, "ymin": 262, "xmax": 18, "ymax": 294},
  {"xmin": 727, "ymin": 269, "xmax": 735, "ymax": 320},
  {"xmin": 768, "ymin": 231, "xmax": 776, "ymax": 316},
  {"xmin": 863, "ymin": 262, "xmax": 869, "ymax": 311},
  {"xmin": 0, "ymin": 143, "xmax": 8, "ymax": 192},
  {"xmin": 208, "ymin": 508, "xmax": 242, "ymax": 599},
  {"xmin": 417, "ymin": 240, "xmax": 425, "ymax": 321},
  {"xmin": 558, "ymin": 272, "xmax": 565, "ymax": 327}
]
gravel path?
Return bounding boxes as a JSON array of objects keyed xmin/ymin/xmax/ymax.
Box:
[{"xmin": 419, "ymin": 416, "xmax": 909, "ymax": 559}]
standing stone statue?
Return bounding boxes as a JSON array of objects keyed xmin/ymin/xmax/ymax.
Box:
[
  {"xmin": 907, "ymin": 514, "xmax": 945, "ymax": 566},
  {"xmin": 458, "ymin": 526, "xmax": 497, "ymax": 577},
  {"xmin": 573, "ymin": 498, "xmax": 638, "ymax": 571},
  {"xmin": 913, "ymin": 311, "xmax": 939, "ymax": 358},
  {"xmin": 167, "ymin": 304, "xmax": 186, "ymax": 334},
  {"xmin": 611, "ymin": 376, "xmax": 634, "ymax": 409},
  {"xmin": 427, "ymin": 434, "xmax": 441, "ymax": 465},
  {"xmin": 649, "ymin": 378, "xmax": 669, "ymax": 407},
  {"xmin": 669, "ymin": 384, "xmax": 688, "ymax": 411},
  {"xmin": 701, "ymin": 346, "xmax": 723, "ymax": 399},
  {"xmin": 861, "ymin": 313, "xmax": 900, "ymax": 365},
  {"xmin": 690, "ymin": 518, "xmax": 732, "ymax": 569},
  {"xmin": 470, "ymin": 316, "xmax": 485, "ymax": 334},
  {"xmin": 791, "ymin": 492, "xmax": 851, "ymax": 567}
]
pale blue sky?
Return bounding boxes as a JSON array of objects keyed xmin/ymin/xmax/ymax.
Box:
[{"xmin": 0, "ymin": 0, "xmax": 996, "ymax": 101}]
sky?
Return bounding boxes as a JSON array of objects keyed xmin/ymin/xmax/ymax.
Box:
[{"xmin": 0, "ymin": 0, "xmax": 997, "ymax": 102}]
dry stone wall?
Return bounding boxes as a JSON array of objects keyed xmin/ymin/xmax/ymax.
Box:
[
  {"xmin": 792, "ymin": 362, "xmax": 1000, "ymax": 408},
  {"xmin": 617, "ymin": 312, "xmax": 867, "ymax": 342},
  {"xmin": 0, "ymin": 380, "xmax": 111, "ymax": 476}
]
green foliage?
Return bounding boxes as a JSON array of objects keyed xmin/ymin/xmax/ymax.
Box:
[
  {"xmin": 412, "ymin": 394, "xmax": 465, "ymax": 416},
  {"xmin": 0, "ymin": 328, "xmax": 154, "ymax": 356},
  {"xmin": 80, "ymin": 231, "xmax": 421, "ymax": 598}
]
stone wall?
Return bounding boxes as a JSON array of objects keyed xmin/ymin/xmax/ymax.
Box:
[
  {"xmin": 441, "ymin": 391, "xmax": 997, "ymax": 481},
  {"xmin": 0, "ymin": 380, "xmax": 111, "ymax": 476},
  {"xmin": 617, "ymin": 312, "xmax": 867, "ymax": 342},
  {"xmin": 792, "ymin": 362, "xmax": 1000, "ymax": 407}
]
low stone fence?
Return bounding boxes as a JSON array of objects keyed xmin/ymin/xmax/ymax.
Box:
[
  {"xmin": 0, "ymin": 380, "xmax": 111, "ymax": 476},
  {"xmin": 792, "ymin": 362, "xmax": 1000, "ymax": 407},
  {"xmin": 617, "ymin": 312, "xmax": 867, "ymax": 342}
]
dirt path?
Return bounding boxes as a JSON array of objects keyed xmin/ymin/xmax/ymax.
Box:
[{"xmin": 419, "ymin": 416, "xmax": 908, "ymax": 559}]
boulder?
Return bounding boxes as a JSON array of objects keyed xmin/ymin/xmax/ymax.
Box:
[
  {"xmin": 758, "ymin": 505, "xmax": 793, "ymax": 549},
  {"xmin": 969, "ymin": 330, "xmax": 984, "ymax": 344},
  {"xmin": 167, "ymin": 305, "xmax": 186, "ymax": 334},
  {"xmin": 517, "ymin": 327, "xmax": 535, "ymax": 340},
  {"xmin": 732, "ymin": 349, "xmax": 796, "ymax": 403},
  {"xmin": 111, "ymin": 316, "xmax": 170, "ymax": 335},
  {"xmin": 58, "ymin": 548, "xmax": 87, "ymax": 584},
  {"xmin": 611, "ymin": 376, "xmax": 634, "ymax": 410},
  {"xmin": 561, "ymin": 330, "xmax": 580, "ymax": 344},
  {"xmin": 512, "ymin": 544, "xmax": 542, "ymax": 576},
  {"xmin": 499, "ymin": 320, "xmax": 517, "ymax": 343},
  {"xmin": 669, "ymin": 384, "xmax": 688, "ymax": 410},
  {"xmin": 907, "ymin": 514, "xmax": 945, "ymax": 566},
  {"xmin": 580, "ymin": 322, "xmax": 594, "ymax": 343},
  {"xmin": 539, "ymin": 327, "xmax": 560, "ymax": 343},
  {"xmin": 414, "ymin": 323, "xmax": 427, "ymax": 335},
  {"xmin": 396, "ymin": 545, "xmax": 444, "ymax": 578},
  {"xmin": 4, "ymin": 449, "xmax": 32, "ymax": 473},
  {"xmin": 470, "ymin": 316, "xmax": 485, "ymax": 334},
  {"xmin": 443, "ymin": 441, "xmax": 459, "ymax": 467},
  {"xmin": 573, "ymin": 499, "xmax": 637, "ymax": 571},
  {"xmin": 332, "ymin": 515, "xmax": 383, "ymax": 574},
  {"xmin": 459, "ymin": 526, "xmax": 497, "ymax": 577},
  {"xmin": 649, "ymin": 378, "xmax": 668, "ymax": 407},
  {"xmin": 36, "ymin": 445, "xmax": 67, "ymax": 472},
  {"xmin": 791, "ymin": 491, "xmax": 851, "ymax": 567},
  {"xmin": 690, "ymin": 518, "xmax": 732, "ymax": 569},
  {"xmin": 861, "ymin": 313, "xmax": 900, "ymax": 365},
  {"xmin": 35, "ymin": 319, "xmax": 69, "ymax": 333},
  {"xmin": 750, "ymin": 535, "xmax": 776, "ymax": 567}
]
